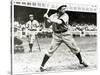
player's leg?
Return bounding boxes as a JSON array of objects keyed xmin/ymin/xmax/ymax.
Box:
[
  {"xmin": 27, "ymin": 31, "xmax": 33, "ymax": 52},
  {"xmin": 29, "ymin": 44, "xmax": 33, "ymax": 52},
  {"xmin": 29, "ymin": 32, "xmax": 35, "ymax": 52},
  {"xmin": 29, "ymin": 35, "xmax": 33, "ymax": 52},
  {"xmin": 40, "ymin": 36, "xmax": 62, "ymax": 71},
  {"xmin": 63, "ymin": 35, "xmax": 88, "ymax": 67}
]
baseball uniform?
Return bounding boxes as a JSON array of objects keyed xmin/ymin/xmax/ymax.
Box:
[
  {"xmin": 26, "ymin": 20, "xmax": 39, "ymax": 43},
  {"xmin": 46, "ymin": 13, "xmax": 80, "ymax": 56}
]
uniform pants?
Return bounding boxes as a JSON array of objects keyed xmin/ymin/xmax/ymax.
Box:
[
  {"xmin": 46, "ymin": 31, "xmax": 80, "ymax": 56},
  {"xmin": 27, "ymin": 30, "xmax": 36, "ymax": 43}
]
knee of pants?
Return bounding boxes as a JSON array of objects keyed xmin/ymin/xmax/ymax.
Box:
[
  {"xmin": 29, "ymin": 38, "xmax": 35, "ymax": 43},
  {"xmin": 45, "ymin": 51, "xmax": 54, "ymax": 57},
  {"xmin": 70, "ymin": 47, "xmax": 80, "ymax": 54},
  {"xmin": 45, "ymin": 52, "xmax": 52, "ymax": 57},
  {"xmin": 45, "ymin": 47, "xmax": 56, "ymax": 57}
]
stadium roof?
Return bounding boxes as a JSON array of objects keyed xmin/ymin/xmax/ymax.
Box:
[{"xmin": 12, "ymin": 0, "xmax": 97, "ymax": 13}]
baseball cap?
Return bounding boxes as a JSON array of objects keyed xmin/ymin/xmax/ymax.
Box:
[
  {"xmin": 29, "ymin": 14, "xmax": 34, "ymax": 17},
  {"xmin": 57, "ymin": 5, "xmax": 67, "ymax": 11}
]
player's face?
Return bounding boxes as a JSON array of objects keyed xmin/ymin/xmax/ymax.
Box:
[
  {"xmin": 59, "ymin": 7, "xmax": 66, "ymax": 14},
  {"xmin": 29, "ymin": 16, "xmax": 34, "ymax": 20}
]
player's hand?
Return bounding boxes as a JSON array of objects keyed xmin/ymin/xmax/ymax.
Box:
[{"xmin": 44, "ymin": 13, "xmax": 49, "ymax": 19}]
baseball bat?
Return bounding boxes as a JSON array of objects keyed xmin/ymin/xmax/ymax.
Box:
[
  {"xmin": 46, "ymin": 8, "xmax": 50, "ymax": 14},
  {"xmin": 45, "ymin": 6, "xmax": 51, "ymax": 14},
  {"xmin": 36, "ymin": 35, "xmax": 41, "ymax": 52}
]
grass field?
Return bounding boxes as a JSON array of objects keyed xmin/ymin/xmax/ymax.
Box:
[{"xmin": 13, "ymin": 36, "xmax": 97, "ymax": 75}]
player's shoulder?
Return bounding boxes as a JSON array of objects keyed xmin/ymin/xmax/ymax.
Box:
[
  {"xmin": 34, "ymin": 20, "xmax": 38, "ymax": 22},
  {"xmin": 33, "ymin": 20, "xmax": 37, "ymax": 22},
  {"xmin": 60, "ymin": 13, "xmax": 69, "ymax": 19},
  {"xmin": 63, "ymin": 13, "xmax": 69, "ymax": 17}
]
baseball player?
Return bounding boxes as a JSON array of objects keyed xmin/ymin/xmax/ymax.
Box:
[
  {"xmin": 26, "ymin": 14, "xmax": 39, "ymax": 52},
  {"xmin": 40, "ymin": 5, "xmax": 88, "ymax": 71}
]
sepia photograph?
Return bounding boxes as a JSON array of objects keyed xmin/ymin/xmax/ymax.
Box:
[{"xmin": 11, "ymin": 0, "xmax": 97, "ymax": 75}]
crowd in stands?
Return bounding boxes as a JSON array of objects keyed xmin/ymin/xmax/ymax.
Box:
[
  {"xmin": 14, "ymin": 21, "xmax": 97, "ymax": 38},
  {"xmin": 70, "ymin": 23, "xmax": 97, "ymax": 31}
]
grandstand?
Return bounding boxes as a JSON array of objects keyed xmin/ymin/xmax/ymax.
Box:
[{"xmin": 14, "ymin": 5, "xmax": 97, "ymax": 38}]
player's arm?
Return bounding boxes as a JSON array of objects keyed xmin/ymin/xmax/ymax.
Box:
[
  {"xmin": 24, "ymin": 21, "xmax": 29, "ymax": 35},
  {"xmin": 44, "ymin": 14, "xmax": 62, "ymax": 24},
  {"xmin": 44, "ymin": 13, "xmax": 69, "ymax": 25},
  {"xmin": 44, "ymin": 14, "xmax": 53, "ymax": 28},
  {"xmin": 55, "ymin": 14, "xmax": 69, "ymax": 25},
  {"xmin": 50, "ymin": 19, "xmax": 62, "ymax": 24},
  {"xmin": 25, "ymin": 21, "xmax": 29, "ymax": 29},
  {"xmin": 35, "ymin": 20, "xmax": 40, "ymax": 31},
  {"xmin": 44, "ymin": 14, "xmax": 63, "ymax": 26},
  {"xmin": 51, "ymin": 14, "xmax": 69, "ymax": 25},
  {"xmin": 44, "ymin": 14, "xmax": 52, "ymax": 25}
]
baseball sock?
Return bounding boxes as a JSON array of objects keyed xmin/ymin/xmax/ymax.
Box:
[
  {"xmin": 29, "ymin": 43, "xmax": 33, "ymax": 51},
  {"xmin": 41, "ymin": 54, "xmax": 50, "ymax": 67},
  {"xmin": 76, "ymin": 52, "xmax": 82, "ymax": 63}
]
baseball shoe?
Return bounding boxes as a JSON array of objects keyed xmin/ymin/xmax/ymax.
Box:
[
  {"xmin": 40, "ymin": 66, "xmax": 45, "ymax": 72},
  {"xmin": 80, "ymin": 61, "xmax": 88, "ymax": 67}
]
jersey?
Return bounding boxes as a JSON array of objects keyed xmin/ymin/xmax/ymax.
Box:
[
  {"xmin": 26, "ymin": 20, "xmax": 39, "ymax": 30},
  {"xmin": 49, "ymin": 13, "xmax": 69, "ymax": 32}
]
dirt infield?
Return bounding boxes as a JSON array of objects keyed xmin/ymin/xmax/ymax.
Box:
[{"xmin": 13, "ymin": 36, "xmax": 97, "ymax": 74}]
